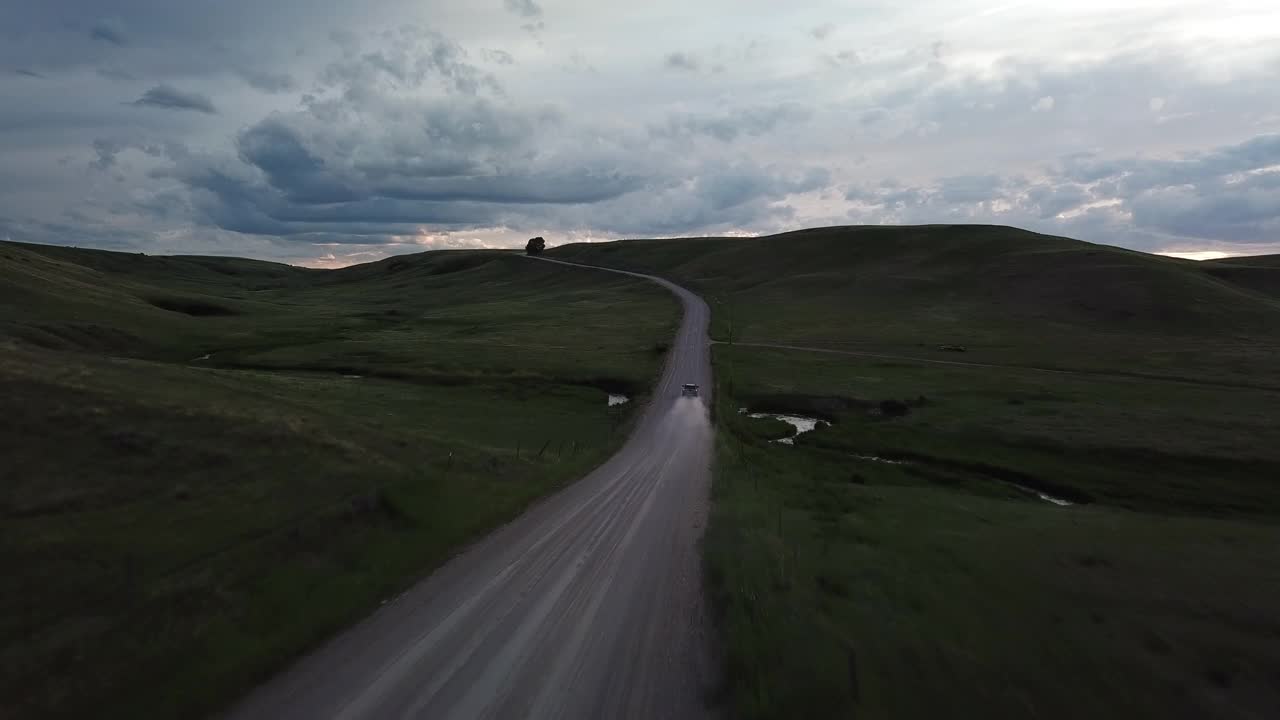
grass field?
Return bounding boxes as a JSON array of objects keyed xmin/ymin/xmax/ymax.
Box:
[
  {"xmin": 551, "ymin": 225, "xmax": 1280, "ymax": 387},
  {"xmin": 0, "ymin": 242, "xmax": 678, "ymax": 719},
  {"xmin": 7, "ymin": 225, "xmax": 1278, "ymax": 719},
  {"xmin": 555, "ymin": 226, "xmax": 1280, "ymax": 719}
]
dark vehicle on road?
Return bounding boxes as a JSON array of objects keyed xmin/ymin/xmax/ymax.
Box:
[{"xmin": 681, "ymin": 383, "xmax": 700, "ymax": 397}]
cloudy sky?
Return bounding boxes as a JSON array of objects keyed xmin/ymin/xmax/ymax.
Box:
[{"xmin": 2, "ymin": 0, "xmax": 1279, "ymax": 265}]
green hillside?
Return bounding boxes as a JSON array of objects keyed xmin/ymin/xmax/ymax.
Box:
[
  {"xmin": 1, "ymin": 242, "xmax": 673, "ymax": 384},
  {"xmin": 7, "ymin": 227, "xmax": 1280, "ymax": 720},
  {"xmin": 0, "ymin": 240, "xmax": 677, "ymax": 719},
  {"xmin": 552, "ymin": 225, "xmax": 1280, "ymax": 386},
  {"xmin": 548, "ymin": 226, "xmax": 1280, "ymax": 719},
  {"xmin": 1203, "ymin": 254, "xmax": 1280, "ymax": 299},
  {"xmin": 1209, "ymin": 253, "xmax": 1280, "ymax": 266}
]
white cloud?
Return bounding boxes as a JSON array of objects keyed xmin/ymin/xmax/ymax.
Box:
[
  {"xmin": 2, "ymin": 0, "xmax": 1280, "ymax": 263},
  {"xmin": 811, "ymin": 23, "xmax": 836, "ymax": 40}
]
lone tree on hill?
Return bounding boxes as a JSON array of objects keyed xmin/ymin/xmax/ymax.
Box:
[{"xmin": 525, "ymin": 236, "xmax": 546, "ymax": 255}]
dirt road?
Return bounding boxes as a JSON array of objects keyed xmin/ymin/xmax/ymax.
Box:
[{"xmin": 224, "ymin": 258, "xmax": 717, "ymax": 720}]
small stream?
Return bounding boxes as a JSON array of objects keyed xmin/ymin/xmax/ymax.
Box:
[
  {"xmin": 739, "ymin": 409, "xmax": 829, "ymax": 445},
  {"xmin": 1016, "ymin": 487, "xmax": 1074, "ymax": 506},
  {"xmin": 852, "ymin": 454, "xmax": 907, "ymax": 465},
  {"xmin": 852, "ymin": 454, "xmax": 1073, "ymax": 506},
  {"xmin": 739, "ymin": 409, "xmax": 1073, "ymax": 506}
]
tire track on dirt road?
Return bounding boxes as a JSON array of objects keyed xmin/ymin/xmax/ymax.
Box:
[{"xmin": 224, "ymin": 256, "xmax": 718, "ymax": 720}]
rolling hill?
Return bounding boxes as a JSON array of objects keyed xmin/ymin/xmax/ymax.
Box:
[
  {"xmin": 0, "ymin": 239, "xmax": 677, "ymax": 720},
  {"xmin": 6, "ymin": 227, "xmax": 1279, "ymax": 720},
  {"xmin": 544, "ymin": 227, "xmax": 1280, "ymax": 720},
  {"xmin": 551, "ymin": 225, "xmax": 1280, "ymax": 385},
  {"xmin": 1203, "ymin": 253, "xmax": 1280, "ymax": 299}
]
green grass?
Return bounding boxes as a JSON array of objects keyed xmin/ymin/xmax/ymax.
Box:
[
  {"xmin": 707, "ymin": 346, "xmax": 1280, "ymax": 719},
  {"xmin": 1203, "ymin": 254, "xmax": 1280, "ymax": 299},
  {"xmin": 707, "ymin": 434, "xmax": 1280, "ymax": 719},
  {"xmin": 719, "ymin": 345, "xmax": 1280, "ymax": 517},
  {"xmin": 554, "ymin": 225, "xmax": 1280, "ymax": 719},
  {"xmin": 0, "ymin": 242, "xmax": 678, "ymax": 719},
  {"xmin": 551, "ymin": 225, "xmax": 1280, "ymax": 387},
  {"xmin": 9, "ymin": 226, "xmax": 1280, "ymax": 719}
]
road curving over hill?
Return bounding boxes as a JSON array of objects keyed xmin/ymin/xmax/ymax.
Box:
[{"xmin": 224, "ymin": 256, "xmax": 717, "ymax": 720}]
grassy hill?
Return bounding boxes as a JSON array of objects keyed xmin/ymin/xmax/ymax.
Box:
[
  {"xmin": 555, "ymin": 226, "xmax": 1280, "ymax": 719},
  {"xmin": 8, "ymin": 227, "xmax": 1279, "ymax": 720},
  {"xmin": 1, "ymin": 241, "xmax": 672, "ymax": 384},
  {"xmin": 552, "ymin": 225, "xmax": 1280, "ymax": 386},
  {"xmin": 1209, "ymin": 254, "xmax": 1280, "ymax": 266},
  {"xmin": 0, "ymin": 240, "xmax": 677, "ymax": 719},
  {"xmin": 1203, "ymin": 253, "xmax": 1280, "ymax": 300}
]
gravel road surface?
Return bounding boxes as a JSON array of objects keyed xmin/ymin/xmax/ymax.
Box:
[{"xmin": 224, "ymin": 257, "xmax": 717, "ymax": 720}]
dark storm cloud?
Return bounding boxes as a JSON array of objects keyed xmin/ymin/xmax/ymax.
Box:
[
  {"xmin": 1110, "ymin": 134, "xmax": 1280, "ymax": 195},
  {"xmin": 482, "ymin": 49, "xmax": 515, "ymax": 65},
  {"xmin": 158, "ymin": 98, "xmax": 593, "ymax": 231},
  {"xmin": 318, "ymin": 26, "xmax": 501, "ymax": 97},
  {"xmin": 231, "ymin": 108, "xmax": 645, "ymax": 207},
  {"xmin": 664, "ymin": 52, "xmax": 700, "ymax": 72},
  {"xmin": 237, "ymin": 119, "xmax": 361, "ymax": 204},
  {"xmin": 1127, "ymin": 179, "xmax": 1280, "ymax": 242},
  {"xmin": 650, "ymin": 104, "xmax": 811, "ymax": 143},
  {"xmin": 2, "ymin": 3, "xmax": 832, "ymax": 258},
  {"xmin": 0, "ymin": 216, "xmax": 144, "ymax": 250},
  {"xmin": 694, "ymin": 164, "xmax": 829, "ymax": 210},
  {"xmin": 97, "ymin": 67, "xmax": 136, "ymax": 81},
  {"xmin": 150, "ymin": 85, "xmax": 827, "ymax": 242},
  {"xmin": 374, "ymin": 173, "xmax": 646, "ymax": 205},
  {"xmin": 842, "ymin": 132, "xmax": 1280, "ymax": 250},
  {"xmin": 821, "ymin": 50, "xmax": 859, "ymax": 69},
  {"xmin": 1024, "ymin": 184, "xmax": 1090, "ymax": 219},
  {"xmin": 844, "ymin": 182, "xmax": 930, "ymax": 210},
  {"xmin": 5, "ymin": 1, "xmax": 1280, "ymax": 261},
  {"xmin": 936, "ymin": 175, "xmax": 1004, "ymax": 204},
  {"xmin": 131, "ymin": 84, "xmax": 218, "ymax": 114},
  {"xmin": 965, "ymin": 133, "xmax": 1280, "ymax": 245},
  {"xmin": 237, "ymin": 68, "xmax": 297, "ymax": 93},
  {"xmin": 89, "ymin": 19, "xmax": 127, "ymax": 46},
  {"xmin": 502, "ymin": 0, "xmax": 543, "ymax": 19},
  {"xmin": 858, "ymin": 108, "xmax": 889, "ymax": 126},
  {"xmin": 1092, "ymin": 136, "xmax": 1280, "ymax": 243},
  {"xmin": 90, "ymin": 137, "xmax": 184, "ymax": 172},
  {"xmin": 90, "ymin": 138, "xmax": 125, "ymax": 170},
  {"xmin": 1, "ymin": 1, "xmax": 378, "ymax": 82},
  {"xmin": 567, "ymin": 163, "xmax": 825, "ymax": 237}
]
